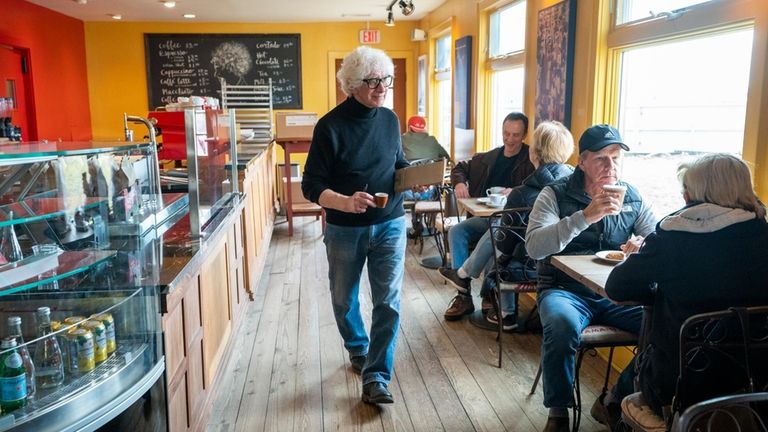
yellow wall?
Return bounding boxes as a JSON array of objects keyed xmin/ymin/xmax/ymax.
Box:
[{"xmin": 84, "ymin": 21, "xmax": 418, "ymax": 139}]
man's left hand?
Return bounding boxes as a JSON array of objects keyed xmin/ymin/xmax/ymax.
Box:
[{"xmin": 620, "ymin": 235, "xmax": 644, "ymax": 254}]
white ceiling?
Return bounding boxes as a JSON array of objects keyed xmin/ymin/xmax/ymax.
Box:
[{"xmin": 26, "ymin": 0, "xmax": 445, "ymax": 23}]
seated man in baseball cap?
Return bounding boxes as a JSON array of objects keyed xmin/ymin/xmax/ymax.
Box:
[{"xmin": 525, "ymin": 124, "xmax": 658, "ymax": 432}]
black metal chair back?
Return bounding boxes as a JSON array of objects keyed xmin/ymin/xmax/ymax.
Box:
[
  {"xmin": 671, "ymin": 392, "xmax": 768, "ymax": 432},
  {"xmin": 673, "ymin": 306, "xmax": 768, "ymax": 415}
]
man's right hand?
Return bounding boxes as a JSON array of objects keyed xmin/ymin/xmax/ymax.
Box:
[
  {"xmin": 582, "ymin": 191, "xmax": 622, "ymax": 224},
  {"xmin": 454, "ymin": 183, "xmax": 470, "ymax": 199}
]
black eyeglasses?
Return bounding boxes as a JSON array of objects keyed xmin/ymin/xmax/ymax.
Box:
[{"xmin": 361, "ymin": 76, "xmax": 393, "ymax": 89}]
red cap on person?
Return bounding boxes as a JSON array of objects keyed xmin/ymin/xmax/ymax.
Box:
[{"xmin": 407, "ymin": 116, "xmax": 426, "ymax": 133}]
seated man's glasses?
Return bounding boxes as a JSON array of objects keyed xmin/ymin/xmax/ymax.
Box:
[{"xmin": 362, "ymin": 75, "xmax": 393, "ymax": 89}]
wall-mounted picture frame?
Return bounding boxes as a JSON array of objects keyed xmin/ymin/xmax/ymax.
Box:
[
  {"xmin": 535, "ymin": 0, "xmax": 577, "ymax": 128},
  {"xmin": 417, "ymin": 54, "xmax": 427, "ymax": 116},
  {"xmin": 454, "ymin": 35, "xmax": 472, "ymax": 129}
]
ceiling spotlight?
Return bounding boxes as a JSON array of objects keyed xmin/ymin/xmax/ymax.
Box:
[
  {"xmin": 110, "ymin": 14, "xmax": 122, "ymax": 20},
  {"xmin": 385, "ymin": 10, "xmax": 395, "ymax": 26},
  {"xmin": 163, "ymin": 1, "xmax": 176, "ymax": 8},
  {"xmin": 183, "ymin": 13, "xmax": 196, "ymax": 19},
  {"xmin": 398, "ymin": 0, "xmax": 415, "ymax": 16},
  {"xmin": 75, "ymin": 0, "xmax": 87, "ymax": 4}
]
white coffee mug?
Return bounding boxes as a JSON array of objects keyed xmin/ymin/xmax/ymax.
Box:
[
  {"xmin": 602, "ymin": 184, "xmax": 627, "ymax": 215},
  {"xmin": 486, "ymin": 186, "xmax": 505, "ymax": 196},
  {"xmin": 489, "ymin": 193, "xmax": 507, "ymax": 207}
]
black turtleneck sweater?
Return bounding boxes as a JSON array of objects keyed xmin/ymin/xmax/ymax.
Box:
[{"xmin": 302, "ymin": 97, "xmax": 409, "ymax": 226}]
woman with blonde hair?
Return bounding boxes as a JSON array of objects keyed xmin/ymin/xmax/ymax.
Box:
[
  {"xmin": 606, "ymin": 153, "xmax": 768, "ymax": 416},
  {"xmin": 440, "ymin": 121, "xmax": 574, "ymax": 328}
]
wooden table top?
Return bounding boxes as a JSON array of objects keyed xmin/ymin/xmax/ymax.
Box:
[
  {"xmin": 457, "ymin": 197, "xmax": 504, "ymax": 217},
  {"xmin": 550, "ymin": 254, "xmax": 619, "ymax": 298}
]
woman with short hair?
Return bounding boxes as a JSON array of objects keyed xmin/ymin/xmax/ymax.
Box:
[{"xmin": 606, "ymin": 153, "xmax": 768, "ymax": 416}]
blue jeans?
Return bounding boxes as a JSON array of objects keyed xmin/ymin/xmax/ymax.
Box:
[
  {"xmin": 448, "ymin": 216, "xmax": 489, "ymax": 271},
  {"xmin": 461, "ymin": 228, "xmax": 494, "ymax": 279},
  {"xmin": 538, "ymin": 288, "xmax": 642, "ymax": 408},
  {"xmin": 324, "ymin": 216, "xmax": 406, "ymax": 385}
]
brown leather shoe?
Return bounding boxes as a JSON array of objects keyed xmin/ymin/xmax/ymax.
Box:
[
  {"xmin": 444, "ymin": 294, "xmax": 474, "ymax": 321},
  {"xmin": 543, "ymin": 416, "xmax": 570, "ymax": 432}
]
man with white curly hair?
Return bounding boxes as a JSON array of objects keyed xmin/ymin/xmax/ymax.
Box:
[{"xmin": 302, "ymin": 46, "xmax": 409, "ymax": 405}]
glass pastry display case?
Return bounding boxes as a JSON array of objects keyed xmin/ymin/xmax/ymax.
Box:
[
  {"xmin": 184, "ymin": 109, "xmax": 238, "ymax": 237},
  {"xmin": 0, "ymin": 140, "xmax": 179, "ymax": 431}
]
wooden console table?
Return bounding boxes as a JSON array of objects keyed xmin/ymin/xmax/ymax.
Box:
[{"xmin": 275, "ymin": 139, "xmax": 323, "ymax": 236}]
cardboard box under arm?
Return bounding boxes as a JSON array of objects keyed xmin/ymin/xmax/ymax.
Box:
[{"xmin": 394, "ymin": 159, "xmax": 447, "ymax": 192}]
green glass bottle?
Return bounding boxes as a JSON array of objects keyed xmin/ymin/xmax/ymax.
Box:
[{"xmin": 0, "ymin": 336, "xmax": 27, "ymax": 412}]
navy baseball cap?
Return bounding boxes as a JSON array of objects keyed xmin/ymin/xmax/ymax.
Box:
[{"xmin": 578, "ymin": 124, "xmax": 630, "ymax": 153}]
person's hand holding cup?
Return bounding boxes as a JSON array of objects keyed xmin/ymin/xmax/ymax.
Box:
[
  {"xmin": 374, "ymin": 192, "xmax": 389, "ymax": 208},
  {"xmin": 602, "ymin": 184, "xmax": 627, "ymax": 215}
]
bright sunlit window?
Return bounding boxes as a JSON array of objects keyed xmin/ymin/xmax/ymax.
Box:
[
  {"xmin": 616, "ymin": 28, "xmax": 754, "ymax": 217},
  {"xmin": 486, "ymin": 0, "xmax": 526, "ymax": 149},
  {"xmin": 616, "ymin": 0, "xmax": 713, "ymax": 25},
  {"xmin": 435, "ymin": 34, "xmax": 452, "ymax": 152}
]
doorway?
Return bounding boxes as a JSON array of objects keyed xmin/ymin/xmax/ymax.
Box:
[
  {"xmin": 334, "ymin": 57, "xmax": 407, "ymax": 133},
  {"xmin": 0, "ymin": 43, "xmax": 34, "ymax": 141}
]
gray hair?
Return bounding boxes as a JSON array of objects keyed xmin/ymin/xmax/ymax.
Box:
[
  {"xmin": 678, "ymin": 153, "xmax": 766, "ymax": 219},
  {"xmin": 531, "ymin": 121, "xmax": 574, "ymax": 165},
  {"xmin": 336, "ymin": 46, "xmax": 395, "ymax": 96}
]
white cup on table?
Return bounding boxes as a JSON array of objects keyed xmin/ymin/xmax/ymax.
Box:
[
  {"xmin": 486, "ymin": 186, "xmax": 505, "ymax": 196},
  {"xmin": 489, "ymin": 193, "xmax": 507, "ymax": 207}
]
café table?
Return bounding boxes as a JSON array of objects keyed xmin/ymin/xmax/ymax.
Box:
[
  {"xmin": 550, "ymin": 255, "xmax": 615, "ymax": 299},
  {"xmin": 457, "ymin": 197, "xmax": 502, "ymax": 217},
  {"xmin": 551, "ymin": 254, "xmax": 652, "ymax": 348}
]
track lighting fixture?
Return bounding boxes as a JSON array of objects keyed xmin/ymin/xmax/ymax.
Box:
[
  {"xmin": 399, "ymin": 0, "xmax": 414, "ymax": 16},
  {"xmin": 385, "ymin": 0, "xmax": 414, "ymax": 26},
  {"xmin": 385, "ymin": 10, "xmax": 395, "ymax": 26}
]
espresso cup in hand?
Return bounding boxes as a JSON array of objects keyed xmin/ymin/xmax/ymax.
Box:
[
  {"xmin": 374, "ymin": 192, "xmax": 389, "ymax": 208},
  {"xmin": 602, "ymin": 184, "xmax": 626, "ymax": 215}
]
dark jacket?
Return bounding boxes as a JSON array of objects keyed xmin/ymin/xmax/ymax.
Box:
[
  {"xmin": 450, "ymin": 146, "xmax": 535, "ymax": 197},
  {"xmin": 302, "ymin": 97, "xmax": 409, "ymax": 226},
  {"xmin": 606, "ymin": 203, "xmax": 768, "ymax": 416},
  {"xmin": 504, "ymin": 163, "xmax": 574, "ymax": 210},
  {"xmin": 537, "ymin": 168, "xmax": 644, "ymax": 298}
]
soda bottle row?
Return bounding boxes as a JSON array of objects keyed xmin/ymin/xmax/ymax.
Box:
[{"xmin": 0, "ymin": 308, "xmax": 118, "ymax": 413}]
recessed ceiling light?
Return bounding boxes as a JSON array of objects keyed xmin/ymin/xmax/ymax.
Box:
[
  {"xmin": 110, "ymin": 14, "xmax": 122, "ymax": 20},
  {"xmin": 163, "ymin": 1, "xmax": 176, "ymax": 8},
  {"xmin": 75, "ymin": 0, "xmax": 87, "ymax": 4},
  {"xmin": 183, "ymin": 13, "xmax": 196, "ymax": 19}
]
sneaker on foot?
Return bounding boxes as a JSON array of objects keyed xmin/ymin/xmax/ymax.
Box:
[
  {"xmin": 444, "ymin": 294, "xmax": 474, "ymax": 321},
  {"xmin": 486, "ymin": 309, "xmax": 518, "ymax": 332},
  {"xmin": 438, "ymin": 267, "xmax": 471, "ymax": 292}
]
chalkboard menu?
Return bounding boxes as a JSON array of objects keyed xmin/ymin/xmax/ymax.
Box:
[{"xmin": 144, "ymin": 33, "xmax": 302, "ymax": 109}]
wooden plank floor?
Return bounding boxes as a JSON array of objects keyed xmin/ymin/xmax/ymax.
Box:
[{"xmin": 206, "ymin": 217, "xmax": 615, "ymax": 432}]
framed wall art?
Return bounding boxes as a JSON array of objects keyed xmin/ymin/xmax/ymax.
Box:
[
  {"xmin": 454, "ymin": 35, "xmax": 472, "ymax": 129},
  {"xmin": 535, "ymin": 0, "xmax": 576, "ymax": 128},
  {"xmin": 417, "ymin": 54, "xmax": 427, "ymax": 116}
]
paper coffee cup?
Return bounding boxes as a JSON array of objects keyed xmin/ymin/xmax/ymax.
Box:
[
  {"xmin": 374, "ymin": 192, "xmax": 389, "ymax": 208},
  {"xmin": 602, "ymin": 184, "xmax": 626, "ymax": 214}
]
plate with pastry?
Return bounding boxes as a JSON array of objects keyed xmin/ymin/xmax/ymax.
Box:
[{"xmin": 595, "ymin": 250, "xmax": 626, "ymax": 264}]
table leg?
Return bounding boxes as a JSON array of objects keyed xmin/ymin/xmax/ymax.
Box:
[{"xmin": 284, "ymin": 150, "xmax": 294, "ymax": 236}]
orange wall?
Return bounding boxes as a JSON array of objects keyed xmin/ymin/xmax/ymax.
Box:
[
  {"xmin": 1, "ymin": 0, "xmax": 92, "ymax": 141},
  {"xmin": 84, "ymin": 22, "xmax": 418, "ymax": 140}
]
